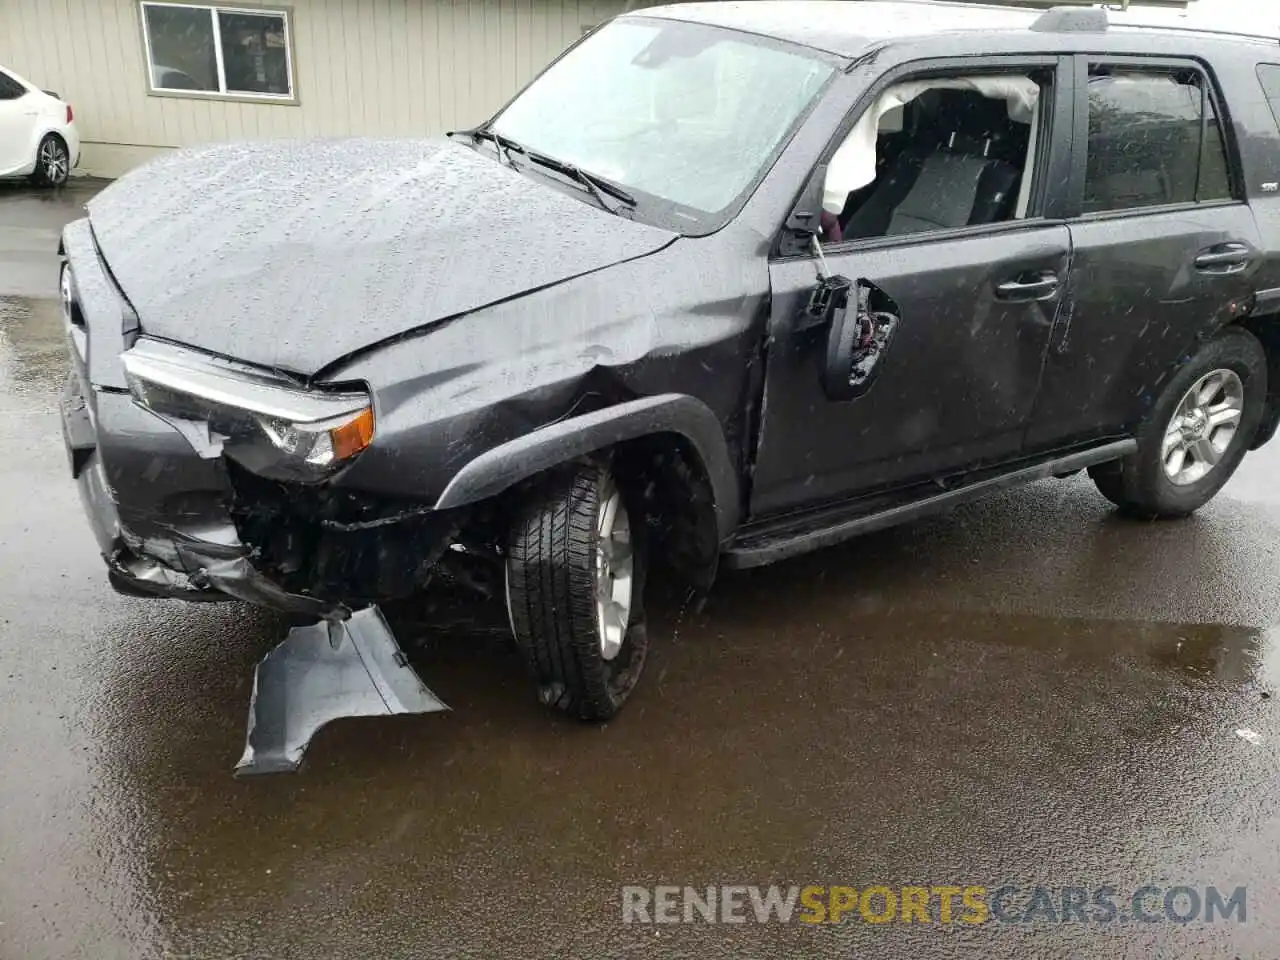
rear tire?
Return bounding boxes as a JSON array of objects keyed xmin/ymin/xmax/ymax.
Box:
[
  {"xmin": 30, "ymin": 134, "xmax": 70, "ymax": 187},
  {"xmin": 1089, "ymin": 327, "xmax": 1267, "ymax": 519},
  {"xmin": 505, "ymin": 461, "xmax": 648, "ymax": 721}
]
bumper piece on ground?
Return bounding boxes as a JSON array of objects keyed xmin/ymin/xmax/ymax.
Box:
[{"xmin": 235, "ymin": 606, "xmax": 449, "ymax": 776}]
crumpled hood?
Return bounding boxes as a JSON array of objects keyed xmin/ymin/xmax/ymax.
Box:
[{"xmin": 87, "ymin": 138, "xmax": 676, "ymax": 375}]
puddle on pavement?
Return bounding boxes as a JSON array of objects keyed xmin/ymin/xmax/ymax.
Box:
[{"xmin": 0, "ymin": 295, "xmax": 67, "ymax": 401}]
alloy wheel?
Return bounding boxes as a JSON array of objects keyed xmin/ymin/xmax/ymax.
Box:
[
  {"xmin": 40, "ymin": 139, "xmax": 68, "ymax": 185},
  {"xmin": 595, "ymin": 477, "xmax": 634, "ymax": 661},
  {"xmin": 1161, "ymin": 368, "xmax": 1244, "ymax": 486}
]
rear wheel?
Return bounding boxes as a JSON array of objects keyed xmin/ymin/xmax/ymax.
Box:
[
  {"xmin": 30, "ymin": 134, "xmax": 70, "ymax": 187},
  {"xmin": 1089, "ymin": 327, "xmax": 1267, "ymax": 519},
  {"xmin": 505, "ymin": 461, "xmax": 648, "ymax": 721}
]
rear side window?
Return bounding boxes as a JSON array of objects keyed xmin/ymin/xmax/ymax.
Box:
[
  {"xmin": 1257, "ymin": 64, "xmax": 1280, "ymax": 132},
  {"xmin": 1082, "ymin": 67, "xmax": 1233, "ymax": 215},
  {"xmin": 0, "ymin": 70, "xmax": 27, "ymax": 100}
]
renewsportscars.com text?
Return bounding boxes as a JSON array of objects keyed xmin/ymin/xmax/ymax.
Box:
[{"xmin": 620, "ymin": 884, "xmax": 1247, "ymax": 925}]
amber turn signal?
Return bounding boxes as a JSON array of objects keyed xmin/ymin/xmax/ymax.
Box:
[{"xmin": 330, "ymin": 406, "xmax": 375, "ymax": 461}]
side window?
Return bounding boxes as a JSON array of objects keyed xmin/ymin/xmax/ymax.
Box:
[
  {"xmin": 1257, "ymin": 63, "xmax": 1280, "ymax": 133},
  {"xmin": 1083, "ymin": 67, "xmax": 1233, "ymax": 215},
  {"xmin": 0, "ymin": 70, "xmax": 27, "ymax": 100},
  {"xmin": 821, "ymin": 68, "xmax": 1052, "ymax": 243}
]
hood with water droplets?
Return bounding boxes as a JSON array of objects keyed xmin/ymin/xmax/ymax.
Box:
[{"xmin": 87, "ymin": 137, "xmax": 676, "ymax": 375}]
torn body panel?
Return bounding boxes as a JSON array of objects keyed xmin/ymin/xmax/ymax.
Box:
[{"xmin": 236, "ymin": 607, "xmax": 449, "ymax": 776}]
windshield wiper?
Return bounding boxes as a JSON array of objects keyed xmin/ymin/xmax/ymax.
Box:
[
  {"xmin": 447, "ymin": 128, "xmax": 637, "ymax": 214},
  {"xmin": 448, "ymin": 127, "xmax": 522, "ymax": 168},
  {"xmin": 522, "ymin": 151, "xmax": 637, "ymax": 213}
]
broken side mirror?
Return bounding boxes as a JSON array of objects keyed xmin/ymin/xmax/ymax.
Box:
[
  {"xmin": 798, "ymin": 272, "xmax": 853, "ymax": 333},
  {"xmin": 821, "ymin": 280, "xmax": 900, "ymax": 402}
]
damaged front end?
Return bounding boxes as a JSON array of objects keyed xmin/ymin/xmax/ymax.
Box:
[{"xmin": 62, "ymin": 316, "xmax": 454, "ymax": 774}]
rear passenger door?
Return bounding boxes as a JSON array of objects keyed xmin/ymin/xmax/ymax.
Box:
[{"xmin": 1026, "ymin": 56, "xmax": 1261, "ymax": 451}]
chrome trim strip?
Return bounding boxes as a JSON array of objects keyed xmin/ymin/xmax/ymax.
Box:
[{"xmin": 121, "ymin": 338, "xmax": 367, "ymax": 424}]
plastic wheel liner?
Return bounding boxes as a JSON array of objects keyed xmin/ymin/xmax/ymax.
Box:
[{"xmin": 236, "ymin": 606, "xmax": 450, "ymax": 776}]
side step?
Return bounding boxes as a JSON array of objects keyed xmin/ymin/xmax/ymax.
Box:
[{"xmin": 724, "ymin": 440, "xmax": 1136, "ymax": 570}]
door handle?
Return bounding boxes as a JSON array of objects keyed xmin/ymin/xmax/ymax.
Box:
[
  {"xmin": 995, "ymin": 271, "xmax": 1059, "ymax": 302},
  {"xmin": 1195, "ymin": 243, "xmax": 1251, "ymax": 273}
]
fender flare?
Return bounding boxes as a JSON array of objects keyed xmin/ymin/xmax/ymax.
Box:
[{"xmin": 433, "ymin": 393, "xmax": 741, "ymax": 541}]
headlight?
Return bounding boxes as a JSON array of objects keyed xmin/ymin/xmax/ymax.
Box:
[
  {"xmin": 257, "ymin": 409, "xmax": 376, "ymax": 469},
  {"xmin": 121, "ymin": 339, "xmax": 375, "ymax": 481}
]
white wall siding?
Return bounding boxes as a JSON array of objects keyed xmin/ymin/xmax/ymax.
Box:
[{"xmin": 0, "ymin": 0, "xmax": 627, "ymax": 177}]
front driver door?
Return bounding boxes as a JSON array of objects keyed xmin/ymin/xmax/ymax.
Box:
[
  {"xmin": 749, "ymin": 57, "xmax": 1076, "ymax": 519},
  {"xmin": 752, "ymin": 226, "xmax": 1073, "ymax": 517}
]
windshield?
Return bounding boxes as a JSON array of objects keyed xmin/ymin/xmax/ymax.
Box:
[{"xmin": 490, "ymin": 17, "xmax": 837, "ymax": 231}]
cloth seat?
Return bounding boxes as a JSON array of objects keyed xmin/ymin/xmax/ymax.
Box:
[{"xmin": 842, "ymin": 137, "xmax": 1021, "ymax": 239}]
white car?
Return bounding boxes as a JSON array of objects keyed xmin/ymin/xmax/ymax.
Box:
[{"xmin": 0, "ymin": 64, "xmax": 80, "ymax": 186}]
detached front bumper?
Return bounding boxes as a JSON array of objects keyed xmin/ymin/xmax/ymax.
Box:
[{"xmin": 59, "ymin": 369, "xmax": 345, "ymax": 618}]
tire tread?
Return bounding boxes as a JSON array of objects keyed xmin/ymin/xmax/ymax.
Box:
[{"xmin": 507, "ymin": 465, "xmax": 644, "ymax": 720}]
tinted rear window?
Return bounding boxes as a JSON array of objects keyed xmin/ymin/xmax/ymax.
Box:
[
  {"xmin": 1082, "ymin": 67, "xmax": 1232, "ymax": 214},
  {"xmin": 1257, "ymin": 64, "xmax": 1280, "ymax": 132}
]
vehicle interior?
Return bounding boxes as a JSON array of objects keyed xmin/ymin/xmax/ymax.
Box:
[{"xmin": 822, "ymin": 73, "xmax": 1046, "ymax": 242}]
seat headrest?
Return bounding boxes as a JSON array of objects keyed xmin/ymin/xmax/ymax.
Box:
[{"xmin": 945, "ymin": 130, "xmax": 994, "ymax": 158}]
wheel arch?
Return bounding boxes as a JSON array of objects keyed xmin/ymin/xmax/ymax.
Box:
[
  {"xmin": 434, "ymin": 393, "xmax": 740, "ymax": 585},
  {"xmin": 1235, "ymin": 316, "xmax": 1280, "ymax": 449},
  {"xmin": 1163, "ymin": 318, "xmax": 1277, "ymax": 450}
]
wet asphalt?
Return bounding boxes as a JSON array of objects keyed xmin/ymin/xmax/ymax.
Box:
[{"xmin": 2, "ymin": 181, "xmax": 1280, "ymax": 960}]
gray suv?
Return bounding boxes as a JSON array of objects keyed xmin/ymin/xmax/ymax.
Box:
[{"xmin": 59, "ymin": 1, "xmax": 1280, "ymax": 772}]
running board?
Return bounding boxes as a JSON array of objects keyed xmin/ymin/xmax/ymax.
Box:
[{"xmin": 724, "ymin": 440, "xmax": 1137, "ymax": 570}]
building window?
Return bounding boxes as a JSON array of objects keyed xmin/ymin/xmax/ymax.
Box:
[{"xmin": 140, "ymin": 2, "xmax": 294, "ymax": 101}]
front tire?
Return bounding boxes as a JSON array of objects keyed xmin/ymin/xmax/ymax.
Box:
[
  {"xmin": 1089, "ymin": 327, "xmax": 1267, "ymax": 519},
  {"xmin": 31, "ymin": 134, "xmax": 70, "ymax": 187},
  {"xmin": 505, "ymin": 461, "xmax": 648, "ymax": 721}
]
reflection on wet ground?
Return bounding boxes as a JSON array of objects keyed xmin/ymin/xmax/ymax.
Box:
[
  {"xmin": 0, "ymin": 296, "xmax": 66, "ymax": 398},
  {"xmin": 3, "ymin": 183, "xmax": 1280, "ymax": 959}
]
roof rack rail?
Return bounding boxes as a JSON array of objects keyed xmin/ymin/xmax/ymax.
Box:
[
  {"xmin": 1030, "ymin": 6, "xmax": 1108, "ymax": 31},
  {"xmin": 1108, "ymin": 20, "xmax": 1280, "ymax": 43},
  {"xmin": 1106, "ymin": 6, "xmax": 1280, "ymax": 45},
  {"xmin": 948, "ymin": 0, "xmax": 1193, "ymax": 8},
  {"xmin": 962, "ymin": 0, "xmax": 1192, "ymax": 7}
]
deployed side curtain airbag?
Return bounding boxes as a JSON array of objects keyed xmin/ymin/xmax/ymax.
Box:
[{"xmin": 822, "ymin": 75, "xmax": 1040, "ymax": 214}]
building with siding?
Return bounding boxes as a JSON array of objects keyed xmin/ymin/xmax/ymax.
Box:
[{"xmin": 0, "ymin": 0, "xmax": 631, "ymax": 178}]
